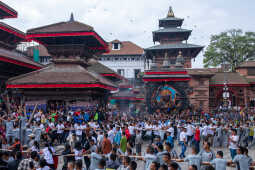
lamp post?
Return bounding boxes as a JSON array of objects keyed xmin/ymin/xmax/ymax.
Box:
[
  {"xmin": 222, "ymin": 61, "xmax": 230, "ymax": 112},
  {"xmin": 222, "ymin": 82, "xmax": 230, "ymax": 112}
]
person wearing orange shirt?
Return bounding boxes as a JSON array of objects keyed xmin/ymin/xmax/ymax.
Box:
[{"xmin": 102, "ymin": 133, "xmax": 112, "ymax": 154}]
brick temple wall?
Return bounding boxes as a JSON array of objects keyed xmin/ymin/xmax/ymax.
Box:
[{"xmin": 188, "ymin": 77, "xmax": 210, "ymax": 113}]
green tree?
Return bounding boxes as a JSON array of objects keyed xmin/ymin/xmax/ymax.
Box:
[{"xmin": 203, "ymin": 29, "xmax": 255, "ymax": 71}]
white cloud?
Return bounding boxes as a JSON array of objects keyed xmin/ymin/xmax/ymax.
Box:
[{"xmin": 3, "ymin": 0, "xmax": 255, "ymax": 68}]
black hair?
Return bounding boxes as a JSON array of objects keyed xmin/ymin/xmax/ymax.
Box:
[
  {"xmin": 34, "ymin": 141, "xmax": 40, "ymax": 150},
  {"xmin": 238, "ymin": 146, "xmax": 245, "ymax": 154},
  {"xmin": 29, "ymin": 161, "xmax": 34, "ymax": 169},
  {"xmin": 16, "ymin": 151, "xmax": 22, "ymax": 160},
  {"xmin": 129, "ymin": 160, "xmax": 137, "ymax": 170},
  {"xmin": 98, "ymin": 158, "xmax": 106, "ymax": 167},
  {"xmin": 75, "ymin": 159, "xmax": 83, "ymax": 169},
  {"xmin": 163, "ymin": 152, "xmax": 171, "ymax": 159},
  {"xmin": 204, "ymin": 141, "xmax": 211, "ymax": 147},
  {"xmin": 169, "ymin": 162, "xmax": 180, "ymax": 170},
  {"xmin": 157, "ymin": 144, "xmax": 164, "ymax": 151},
  {"xmin": 243, "ymin": 147, "xmax": 248, "ymax": 155},
  {"xmin": 39, "ymin": 158, "xmax": 47, "ymax": 168},
  {"xmin": 217, "ymin": 150, "xmax": 223, "ymax": 157},
  {"xmin": 124, "ymin": 156, "xmax": 131, "ymax": 164},
  {"xmin": 31, "ymin": 151, "xmax": 38, "ymax": 160},
  {"xmin": 147, "ymin": 146, "xmax": 154, "ymax": 154},
  {"xmin": 64, "ymin": 143, "xmax": 71, "ymax": 151},
  {"xmin": 110, "ymin": 153, "xmax": 117, "ymax": 161},
  {"xmin": 232, "ymin": 129, "xmax": 237, "ymax": 134},
  {"xmin": 190, "ymin": 164, "xmax": 198, "ymax": 170},
  {"xmin": 159, "ymin": 164, "xmax": 168, "ymax": 170},
  {"xmin": 204, "ymin": 165, "xmax": 215, "ymax": 170},
  {"xmin": 192, "ymin": 146, "xmax": 199, "ymax": 154},
  {"xmin": 151, "ymin": 161, "xmax": 160, "ymax": 168},
  {"xmin": 74, "ymin": 141, "xmax": 82, "ymax": 150}
]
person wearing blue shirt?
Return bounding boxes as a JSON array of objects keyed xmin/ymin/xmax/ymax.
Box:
[
  {"xmin": 166, "ymin": 132, "xmax": 174, "ymax": 148},
  {"xmin": 83, "ymin": 112, "xmax": 90, "ymax": 122},
  {"xmin": 113, "ymin": 126, "xmax": 122, "ymax": 146}
]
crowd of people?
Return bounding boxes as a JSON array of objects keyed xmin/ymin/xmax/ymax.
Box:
[{"xmin": 0, "ymin": 104, "xmax": 255, "ymax": 170}]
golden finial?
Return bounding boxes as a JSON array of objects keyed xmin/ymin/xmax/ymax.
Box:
[{"xmin": 167, "ymin": 6, "xmax": 175, "ymax": 18}]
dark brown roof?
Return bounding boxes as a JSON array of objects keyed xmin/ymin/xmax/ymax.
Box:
[
  {"xmin": 187, "ymin": 69, "xmax": 215, "ymax": 77},
  {"xmin": 0, "ymin": 47, "xmax": 43, "ymax": 69},
  {"xmin": 7, "ymin": 61, "xmax": 117, "ymax": 89},
  {"xmin": 27, "ymin": 20, "xmax": 94, "ymax": 34},
  {"xmin": 237, "ymin": 61, "xmax": 255, "ymax": 68},
  {"xmin": 87, "ymin": 59, "xmax": 118, "ymax": 74},
  {"xmin": 26, "ymin": 45, "xmax": 50, "ymax": 57},
  {"xmin": 210, "ymin": 72, "xmax": 248, "ymax": 85},
  {"xmin": 0, "ymin": 1, "xmax": 18, "ymax": 19},
  {"xmin": 103, "ymin": 40, "xmax": 144, "ymax": 56},
  {"xmin": 0, "ymin": 22, "xmax": 25, "ymax": 39}
]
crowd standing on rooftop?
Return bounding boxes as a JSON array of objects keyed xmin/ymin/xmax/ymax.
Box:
[{"xmin": 1, "ymin": 102, "xmax": 255, "ymax": 170}]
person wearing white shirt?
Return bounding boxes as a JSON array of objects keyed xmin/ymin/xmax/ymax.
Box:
[
  {"xmin": 49, "ymin": 122, "xmax": 55, "ymax": 129},
  {"xmin": 56, "ymin": 122, "xmax": 65, "ymax": 144},
  {"xmin": 167, "ymin": 125, "xmax": 175, "ymax": 138},
  {"xmin": 42, "ymin": 144, "xmax": 54, "ymax": 169},
  {"xmin": 108, "ymin": 125, "xmax": 115, "ymax": 143},
  {"xmin": 145, "ymin": 122, "xmax": 152, "ymax": 137},
  {"xmin": 143, "ymin": 146, "xmax": 157, "ymax": 170},
  {"xmin": 202, "ymin": 124, "xmax": 209, "ymax": 142},
  {"xmin": 97, "ymin": 131, "xmax": 104, "ymax": 147},
  {"xmin": 186, "ymin": 123, "xmax": 194, "ymax": 145},
  {"xmin": 179, "ymin": 127, "xmax": 187, "ymax": 158},
  {"xmin": 229, "ymin": 129, "xmax": 239, "ymax": 160},
  {"xmin": 153, "ymin": 124, "xmax": 160, "ymax": 137},
  {"xmin": 74, "ymin": 122, "xmax": 82, "ymax": 141}
]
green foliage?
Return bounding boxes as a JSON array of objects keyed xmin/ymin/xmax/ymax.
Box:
[{"xmin": 203, "ymin": 29, "xmax": 255, "ymax": 71}]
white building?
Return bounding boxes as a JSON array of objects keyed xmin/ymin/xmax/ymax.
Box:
[{"xmin": 99, "ymin": 40, "xmax": 144, "ymax": 79}]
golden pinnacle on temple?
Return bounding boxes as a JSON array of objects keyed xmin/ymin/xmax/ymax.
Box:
[{"xmin": 167, "ymin": 6, "xmax": 175, "ymax": 18}]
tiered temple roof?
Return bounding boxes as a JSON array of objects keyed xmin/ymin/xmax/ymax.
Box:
[
  {"xmin": 145, "ymin": 6, "xmax": 203, "ymax": 60},
  {"xmin": 7, "ymin": 14, "xmax": 117, "ymax": 92}
]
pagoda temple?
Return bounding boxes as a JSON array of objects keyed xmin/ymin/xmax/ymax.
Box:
[
  {"xmin": 143, "ymin": 7, "xmax": 206, "ymax": 113},
  {"xmin": 6, "ymin": 14, "xmax": 117, "ymax": 110}
]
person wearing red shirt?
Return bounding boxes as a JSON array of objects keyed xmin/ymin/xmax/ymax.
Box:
[
  {"xmin": 125, "ymin": 125, "xmax": 131, "ymax": 140},
  {"xmin": 194, "ymin": 124, "xmax": 201, "ymax": 153}
]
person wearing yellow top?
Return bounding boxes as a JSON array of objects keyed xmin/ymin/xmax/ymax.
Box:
[{"xmin": 249, "ymin": 126, "xmax": 254, "ymax": 143}]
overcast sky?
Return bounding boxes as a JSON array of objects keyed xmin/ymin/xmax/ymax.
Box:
[{"xmin": 4, "ymin": 0, "xmax": 255, "ymax": 68}]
